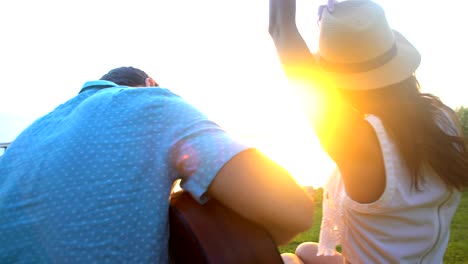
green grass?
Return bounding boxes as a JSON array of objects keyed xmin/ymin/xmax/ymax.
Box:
[
  {"xmin": 278, "ymin": 188, "xmax": 324, "ymax": 254},
  {"xmin": 444, "ymin": 191, "xmax": 468, "ymax": 263},
  {"xmin": 279, "ymin": 189, "xmax": 468, "ymax": 264}
]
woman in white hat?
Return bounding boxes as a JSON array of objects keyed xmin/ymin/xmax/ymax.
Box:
[{"xmin": 269, "ymin": 0, "xmax": 468, "ymax": 263}]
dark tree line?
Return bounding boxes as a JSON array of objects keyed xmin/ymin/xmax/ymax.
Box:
[{"xmin": 455, "ymin": 106, "xmax": 468, "ymax": 141}]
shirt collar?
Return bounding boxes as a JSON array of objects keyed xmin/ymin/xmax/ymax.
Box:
[{"xmin": 78, "ymin": 80, "xmax": 120, "ymax": 94}]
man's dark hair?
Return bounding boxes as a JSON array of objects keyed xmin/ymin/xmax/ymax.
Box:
[{"xmin": 100, "ymin": 66, "xmax": 149, "ymax": 86}]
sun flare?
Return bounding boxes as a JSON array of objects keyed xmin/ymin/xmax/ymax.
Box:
[
  {"xmin": 235, "ymin": 86, "xmax": 337, "ymax": 188},
  {"xmin": 284, "ymin": 66, "xmax": 345, "ymax": 152}
]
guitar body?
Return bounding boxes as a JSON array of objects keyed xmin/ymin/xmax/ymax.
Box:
[{"xmin": 169, "ymin": 191, "xmax": 283, "ymax": 264}]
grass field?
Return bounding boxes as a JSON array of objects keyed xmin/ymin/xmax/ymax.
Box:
[{"xmin": 279, "ymin": 189, "xmax": 468, "ymax": 263}]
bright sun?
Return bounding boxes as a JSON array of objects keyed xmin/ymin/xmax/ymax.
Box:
[
  {"xmin": 231, "ymin": 87, "xmax": 336, "ymax": 188},
  {"xmin": 251, "ymin": 118, "xmax": 335, "ymax": 188}
]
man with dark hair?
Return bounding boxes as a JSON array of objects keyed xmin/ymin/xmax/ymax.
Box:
[
  {"xmin": 99, "ymin": 66, "xmax": 159, "ymax": 87},
  {"xmin": 0, "ymin": 66, "xmax": 314, "ymax": 263}
]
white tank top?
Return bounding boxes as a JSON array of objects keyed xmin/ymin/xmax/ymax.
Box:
[{"xmin": 318, "ymin": 113, "xmax": 462, "ymax": 264}]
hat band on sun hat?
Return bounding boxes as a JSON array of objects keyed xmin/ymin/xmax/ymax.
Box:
[{"xmin": 318, "ymin": 43, "xmax": 397, "ymax": 73}]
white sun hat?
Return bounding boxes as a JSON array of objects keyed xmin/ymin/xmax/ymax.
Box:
[{"xmin": 317, "ymin": 0, "xmax": 421, "ymax": 90}]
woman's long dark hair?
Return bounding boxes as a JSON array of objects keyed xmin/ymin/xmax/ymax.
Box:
[{"xmin": 341, "ymin": 75, "xmax": 468, "ymax": 191}]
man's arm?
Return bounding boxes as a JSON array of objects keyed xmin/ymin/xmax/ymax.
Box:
[{"xmin": 207, "ymin": 149, "xmax": 314, "ymax": 245}]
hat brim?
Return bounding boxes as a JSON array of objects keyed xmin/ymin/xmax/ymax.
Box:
[{"xmin": 319, "ymin": 30, "xmax": 421, "ymax": 90}]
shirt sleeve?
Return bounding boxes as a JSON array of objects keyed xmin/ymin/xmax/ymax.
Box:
[
  {"xmin": 166, "ymin": 96, "xmax": 250, "ymax": 204},
  {"xmin": 173, "ymin": 131, "xmax": 249, "ymax": 203}
]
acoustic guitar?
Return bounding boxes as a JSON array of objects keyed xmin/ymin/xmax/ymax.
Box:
[{"xmin": 169, "ymin": 191, "xmax": 284, "ymax": 264}]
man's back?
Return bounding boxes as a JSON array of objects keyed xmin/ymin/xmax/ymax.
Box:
[{"xmin": 0, "ymin": 81, "xmax": 248, "ymax": 263}]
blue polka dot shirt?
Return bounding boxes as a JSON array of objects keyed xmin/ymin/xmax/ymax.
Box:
[{"xmin": 0, "ymin": 80, "xmax": 248, "ymax": 263}]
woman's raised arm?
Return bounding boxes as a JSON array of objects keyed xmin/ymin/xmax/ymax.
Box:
[{"xmin": 268, "ymin": 0, "xmax": 317, "ymax": 73}]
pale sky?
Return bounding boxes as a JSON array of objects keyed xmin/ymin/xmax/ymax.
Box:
[{"xmin": 1, "ymin": 0, "xmax": 466, "ymax": 187}]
